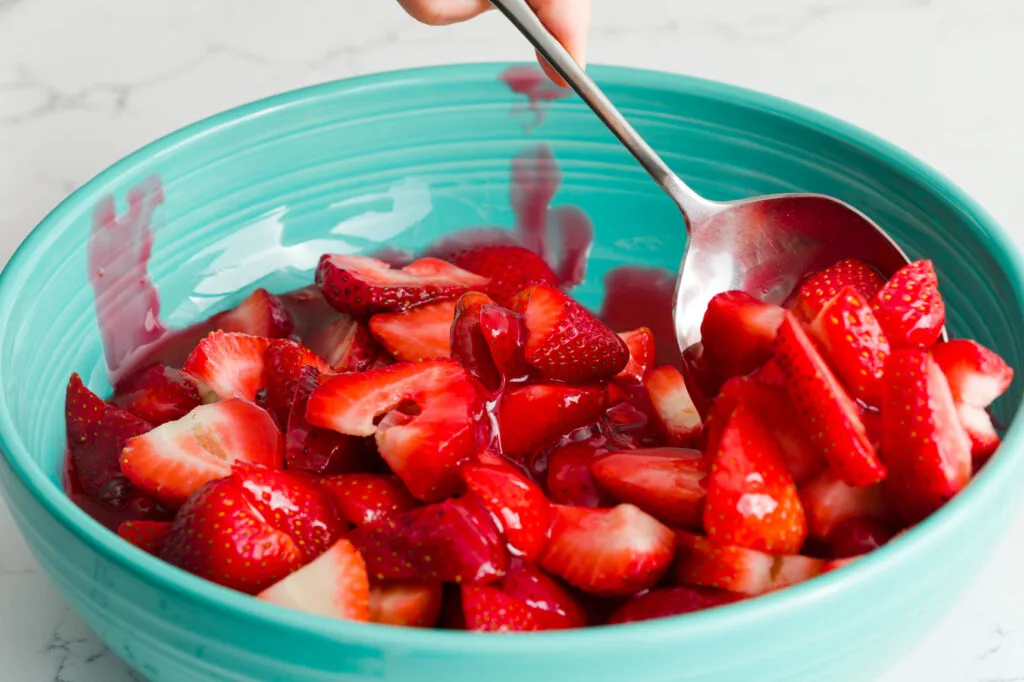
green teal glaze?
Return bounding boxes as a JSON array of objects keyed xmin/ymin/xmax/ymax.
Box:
[{"xmin": 0, "ymin": 63, "xmax": 1022, "ymax": 682}]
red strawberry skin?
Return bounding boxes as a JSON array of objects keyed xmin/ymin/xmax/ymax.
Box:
[
  {"xmin": 215, "ymin": 288, "xmax": 294, "ymax": 339},
  {"xmin": 704, "ymin": 406, "xmax": 807, "ymax": 555},
  {"xmin": 321, "ymin": 473, "xmax": 419, "ymax": 527},
  {"xmin": 447, "ymin": 244, "xmax": 559, "ymax": 307},
  {"xmin": 497, "ymin": 383, "xmax": 607, "ymax": 463},
  {"xmin": 871, "ymin": 260, "xmax": 946, "ymax": 348},
  {"xmin": 791, "ymin": 258, "xmax": 885, "ymax": 322},
  {"xmin": 700, "ymin": 291, "xmax": 786, "ymax": 384},
  {"xmin": 369, "ymin": 299, "xmax": 457, "ymax": 363},
  {"xmin": 546, "ymin": 440, "xmax": 619, "ymax": 508},
  {"xmin": 461, "ymin": 585, "xmax": 551, "ymax": 632},
  {"xmin": 262, "ymin": 340, "xmax": 331, "ymax": 428},
  {"xmin": 827, "ymin": 517, "xmax": 895, "ymax": 559},
  {"xmin": 590, "ymin": 447, "xmax": 707, "ymax": 529},
  {"xmin": 307, "ymin": 315, "xmax": 378, "ymax": 372},
  {"xmin": 500, "ymin": 564, "xmax": 586, "ymax": 629},
  {"xmin": 462, "ymin": 463, "xmax": 551, "ymax": 561},
  {"xmin": 607, "ymin": 586, "xmax": 740, "ymax": 625},
  {"xmin": 881, "ymin": 349, "xmax": 972, "ymax": 524},
  {"xmin": 513, "ymin": 284, "xmax": 629, "ymax": 383},
  {"xmin": 449, "ymin": 292, "xmax": 505, "ymax": 393},
  {"xmin": 111, "ymin": 364, "xmax": 202, "ymax": 426},
  {"xmin": 117, "ymin": 520, "xmax": 173, "ymax": 556}
]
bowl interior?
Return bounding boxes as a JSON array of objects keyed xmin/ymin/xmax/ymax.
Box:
[{"xmin": 1, "ymin": 62, "xmax": 1023, "ymax": 641}]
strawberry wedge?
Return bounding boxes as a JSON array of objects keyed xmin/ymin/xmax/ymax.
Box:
[
  {"xmin": 447, "ymin": 244, "xmax": 560, "ymax": 307},
  {"xmin": 791, "ymin": 258, "xmax": 885, "ymax": 323},
  {"xmin": 497, "ymin": 383, "xmax": 607, "ymax": 463},
  {"xmin": 183, "ymin": 331, "xmax": 272, "ymax": 402},
  {"xmin": 369, "ymin": 299, "xmax": 458, "ymax": 363},
  {"xmin": 871, "ymin": 260, "xmax": 946, "ymax": 349},
  {"xmin": 258, "ymin": 538, "xmax": 370, "ymax": 621},
  {"xmin": 590, "ymin": 448, "xmax": 707, "ymax": 529}
]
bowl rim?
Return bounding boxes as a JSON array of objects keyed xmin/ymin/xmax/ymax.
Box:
[{"xmin": 1, "ymin": 61, "xmax": 1023, "ymax": 653}]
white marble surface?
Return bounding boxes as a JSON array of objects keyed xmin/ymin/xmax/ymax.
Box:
[{"xmin": 1, "ymin": 0, "xmax": 1023, "ymax": 680}]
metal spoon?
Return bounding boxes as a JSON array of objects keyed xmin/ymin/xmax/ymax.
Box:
[{"xmin": 490, "ymin": 0, "xmax": 915, "ymax": 353}]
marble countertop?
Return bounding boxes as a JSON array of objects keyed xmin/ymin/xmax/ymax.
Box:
[{"xmin": 1, "ymin": 0, "xmax": 1023, "ymax": 680}]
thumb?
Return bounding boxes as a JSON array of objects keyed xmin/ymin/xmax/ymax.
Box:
[{"xmin": 529, "ymin": 0, "xmax": 591, "ymax": 87}]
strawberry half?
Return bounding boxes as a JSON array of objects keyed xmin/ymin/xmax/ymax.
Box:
[
  {"xmin": 111, "ymin": 364, "xmax": 202, "ymax": 426},
  {"xmin": 791, "ymin": 258, "xmax": 885, "ymax": 322},
  {"xmin": 120, "ymin": 399, "xmax": 283, "ymax": 507},
  {"xmin": 775, "ymin": 313, "xmax": 886, "ymax": 487},
  {"xmin": 870, "ymin": 260, "xmax": 946, "ymax": 349},
  {"xmin": 369, "ymin": 581, "xmax": 443, "ymax": 627},
  {"xmin": 932, "ymin": 339, "xmax": 1013, "ymax": 408},
  {"xmin": 957, "ymin": 404, "xmax": 1002, "ymax": 465},
  {"xmin": 500, "ymin": 563, "xmax": 587, "ymax": 629},
  {"xmin": 497, "ymin": 383, "xmax": 607, "ymax": 463},
  {"xmin": 307, "ymin": 360, "xmax": 483, "ymax": 502},
  {"xmin": 321, "ymin": 473, "xmax": 419, "ymax": 527},
  {"xmin": 316, "ymin": 254, "xmax": 488, "ymax": 317},
  {"xmin": 798, "ymin": 468, "xmax": 887, "ymax": 541},
  {"xmin": 349, "ymin": 497, "xmax": 506, "ymax": 584},
  {"xmin": 258, "ymin": 538, "xmax": 370, "ymax": 621},
  {"xmin": 705, "ymin": 406, "xmax": 807, "ymax": 554},
  {"xmin": 699, "ymin": 291, "xmax": 786, "ymax": 386},
  {"xmin": 462, "ymin": 462, "xmax": 551, "ymax": 561},
  {"xmin": 215, "ymin": 288, "xmax": 294, "ymax": 339},
  {"xmin": 673, "ymin": 531, "xmax": 824, "ymax": 596},
  {"xmin": 480, "ymin": 303, "xmax": 531, "ymax": 382},
  {"xmin": 614, "ymin": 327, "xmax": 656, "ymax": 385},
  {"xmin": 262, "ymin": 339, "xmax": 332, "ymax": 427},
  {"xmin": 513, "ymin": 284, "xmax": 629, "ymax": 383},
  {"xmin": 590, "ymin": 448, "xmax": 707, "ymax": 529},
  {"xmin": 539, "ymin": 504, "xmax": 676, "ymax": 597},
  {"xmin": 461, "ymin": 585, "xmax": 552, "ymax": 632},
  {"xmin": 807, "ymin": 287, "xmax": 891, "ymax": 407},
  {"xmin": 607, "ymin": 586, "xmax": 741, "ymax": 625},
  {"xmin": 446, "ymin": 244, "xmax": 560, "ymax": 307},
  {"xmin": 644, "ymin": 366, "xmax": 703, "ymax": 448},
  {"xmin": 117, "ymin": 520, "xmax": 173, "ymax": 556},
  {"xmin": 449, "ymin": 292, "xmax": 505, "ymax": 393},
  {"xmin": 369, "ymin": 299, "xmax": 458, "ymax": 363},
  {"xmin": 880, "ymin": 349, "xmax": 972, "ymax": 524},
  {"xmin": 307, "ymin": 314, "xmax": 378, "ymax": 372},
  {"xmin": 546, "ymin": 440, "xmax": 619, "ymax": 508},
  {"xmin": 183, "ymin": 331, "xmax": 272, "ymax": 402}
]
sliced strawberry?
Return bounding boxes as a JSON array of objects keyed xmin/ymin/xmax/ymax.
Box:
[
  {"xmin": 480, "ymin": 304, "xmax": 531, "ymax": 382},
  {"xmin": 673, "ymin": 531, "xmax": 824, "ymax": 596},
  {"xmin": 700, "ymin": 291, "xmax": 786, "ymax": 385},
  {"xmin": 870, "ymin": 260, "xmax": 945, "ymax": 348},
  {"xmin": 590, "ymin": 448, "xmax": 707, "ymax": 529},
  {"xmin": 160, "ymin": 475, "xmax": 303, "ymax": 594},
  {"xmin": 307, "ymin": 360, "xmax": 483, "ymax": 502},
  {"xmin": 607, "ymin": 586, "xmax": 741, "ymax": 625},
  {"xmin": 262, "ymin": 340, "xmax": 331, "ymax": 427},
  {"xmin": 958, "ymin": 403, "xmax": 1001, "ymax": 465},
  {"xmin": 822, "ymin": 557, "xmax": 858, "ymax": 573},
  {"xmin": 369, "ymin": 581, "xmax": 443, "ymax": 627},
  {"xmin": 447, "ymin": 244, "xmax": 560, "ymax": 306},
  {"xmin": 775, "ymin": 313, "xmax": 886, "ymax": 487},
  {"xmin": 644, "ymin": 366, "xmax": 703, "ymax": 448},
  {"xmin": 826, "ymin": 517, "xmax": 895, "ymax": 559},
  {"xmin": 705, "ymin": 406, "xmax": 807, "ymax": 554},
  {"xmin": 369, "ymin": 299, "xmax": 458, "ymax": 363},
  {"xmin": 500, "ymin": 564, "xmax": 587, "ymax": 629},
  {"xmin": 120, "ymin": 399, "xmax": 283, "ymax": 507},
  {"xmin": 349, "ymin": 497, "xmax": 506, "ymax": 583},
  {"xmin": 614, "ymin": 327, "xmax": 656, "ymax": 384},
  {"xmin": 546, "ymin": 440, "xmax": 619, "ymax": 508},
  {"xmin": 65, "ymin": 373, "xmax": 153, "ymax": 497},
  {"xmin": 461, "ymin": 585, "xmax": 550, "ymax": 632},
  {"xmin": 258, "ymin": 538, "xmax": 370, "ymax": 621},
  {"xmin": 513, "ymin": 284, "xmax": 629, "ymax": 383},
  {"xmin": 791, "ymin": 258, "xmax": 885, "ymax": 322},
  {"xmin": 462, "ymin": 463, "xmax": 551, "ymax": 561},
  {"xmin": 750, "ymin": 357, "xmax": 786, "ymax": 387},
  {"xmin": 798, "ymin": 468, "xmax": 887, "ymax": 541},
  {"xmin": 111, "ymin": 364, "xmax": 202, "ymax": 426},
  {"xmin": 932, "ymin": 339, "xmax": 1013, "ymax": 408},
  {"xmin": 183, "ymin": 331, "xmax": 272, "ymax": 402},
  {"xmin": 539, "ymin": 504, "xmax": 675, "ymax": 597},
  {"xmin": 316, "ymin": 254, "xmax": 488, "ymax": 317},
  {"xmin": 321, "ymin": 473, "xmax": 419, "ymax": 527},
  {"xmin": 450, "ymin": 292, "xmax": 504, "ymax": 393},
  {"xmin": 881, "ymin": 349, "xmax": 972, "ymax": 524},
  {"xmin": 807, "ymin": 287, "xmax": 891, "ymax": 406},
  {"xmin": 117, "ymin": 520, "xmax": 173, "ymax": 556},
  {"xmin": 307, "ymin": 314, "xmax": 378, "ymax": 372},
  {"xmin": 497, "ymin": 383, "xmax": 607, "ymax": 463},
  {"xmin": 215, "ymin": 288, "xmax": 294, "ymax": 339}
]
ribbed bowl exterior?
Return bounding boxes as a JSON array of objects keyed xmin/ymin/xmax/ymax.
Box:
[{"xmin": 0, "ymin": 63, "xmax": 1021, "ymax": 682}]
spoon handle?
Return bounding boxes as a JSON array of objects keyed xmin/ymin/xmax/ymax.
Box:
[{"xmin": 490, "ymin": 0, "xmax": 707, "ymax": 226}]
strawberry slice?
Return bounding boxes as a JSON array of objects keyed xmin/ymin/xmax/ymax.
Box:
[
  {"xmin": 120, "ymin": 399, "xmax": 283, "ymax": 507},
  {"xmin": 932, "ymin": 339, "xmax": 1013, "ymax": 408},
  {"xmin": 117, "ymin": 520, "xmax": 173, "ymax": 556},
  {"xmin": 791, "ymin": 258, "xmax": 885, "ymax": 322},
  {"xmin": 750, "ymin": 356, "xmax": 786, "ymax": 387},
  {"xmin": 614, "ymin": 327, "xmax": 656, "ymax": 384},
  {"xmin": 607, "ymin": 586, "xmax": 741, "ymax": 625},
  {"xmin": 798, "ymin": 468, "xmax": 887, "ymax": 541},
  {"xmin": 262, "ymin": 339, "xmax": 331, "ymax": 427},
  {"xmin": 462, "ymin": 463, "xmax": 551, "ymax": 561},
  {"xmin": 258, "ymin": 538, "xmax": 370, "ymax": 621},
  {"xmin": 807, "ymin": 287, "xmax": 891, "ymax": 407},
  {"xmin": 370, "ymin": 299, "xmax": 458, "ymax": 363},
  {"xmin": 479, "ymin": 304, "xmax": 531, "ymax": 382},
  {"xmin": 513, "ymin": 284, "xmax": 629, "ymax": 383},
  {"xmin": 160, "ymin": 475, "xmax": 303, "ymax": 594},
  {"xmin": 880, "ymin": 349, "xmax": 972, "ymax": 524},
  {"xmin": 461, "ymin": 585, "xmax": 552, "ymax": 632},
  {"xmin": 450, "ymin": 292, "xmax": 504, "ymax": 393},
  {"xmin": 870, "ymin": 260, "xmax": 945, "ymax": 348},
  {"xmin": 826, "ymin": 517, "xmax": 895, "ymax": 559},
  {"xmin": 775, "ymin": 313, "xmax": 886, "ymax": 487},
  {"xmin": 111, "ymin": 364, "xmax": 202, "ymax": 426},
  {"xmin": 183, "ymin": 331, "xmax": 272, "ymax": 402},
  {"xmin": 590, "ymin": 448, "xmax": 707, "ymax": 529},
  {"xmin": 316, "ymin": 254, "xmax": 488, "ymax": 317},
  {"xmin": 349, "ymin": 497, "xmax": 506, "ymax": 584},
  {"xmin": 500, "ymin": 564, "xmax": 587, "ymax": 628},
  {"xmin": 307, "ymin": 314, "xmax": 378, "ymax": 372},
  {"xmin": 497, "ymin": 383, "xmax": 607, "ymax": 463},
  {"xmin": 958, "ymin": 404, "xmax": 1002, "ymax": 465},
  {"xmin": 539, "ymin": 504, "xmax": 676, "ymax": 597},
  {"xmin": 673, "ymin": 531, "xmax": 824, "ymax": 596},
  {"xmin": 65, "ymin": 373, "xmax": 153, "ymax": 497},
  {"xmin": 546, "ymin": 440, "xmax": 619, "ymax": 508},
  {"xmin": 369, "ymin": 581, "xmax": 443, "ymax": 627},
  {"xmin": 700, "ymin": 291, "xmax": 786, "ymax": 385},
  {"xmin": 705, "ymin": 406, "xmax": 807, "ymax": 554},
  {"xmin": 447, "ymin": 244, "xmax": 560, "ymax": 307},
  {"xmin": 307, "ymin": 360, "xmax": 483, "ymax": 502},
  {"xmin": 321, "ymin": 473, "xmax": 419, "ymax": 527},
  {"xmin": 215, "ymin": 288, "xmax": 294, "ymax": 339},
  {"xmin": 644, "ymin": 366, "xmax": 703, "ymax": 448}
]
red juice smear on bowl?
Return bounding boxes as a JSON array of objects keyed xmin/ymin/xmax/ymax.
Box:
[{"xmin": 500, "ymin": 65, "xmax": 568, "ymax": 131}]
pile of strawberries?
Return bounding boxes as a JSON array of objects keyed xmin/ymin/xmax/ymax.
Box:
[{"xmin": 64, "ymin": 243, "xmax": 1013, "ymax": 630}]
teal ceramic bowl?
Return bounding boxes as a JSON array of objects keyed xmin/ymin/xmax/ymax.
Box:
[{"xmin": 1, "ymin": 63, "xmax": 1022, "ymax": 682}]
